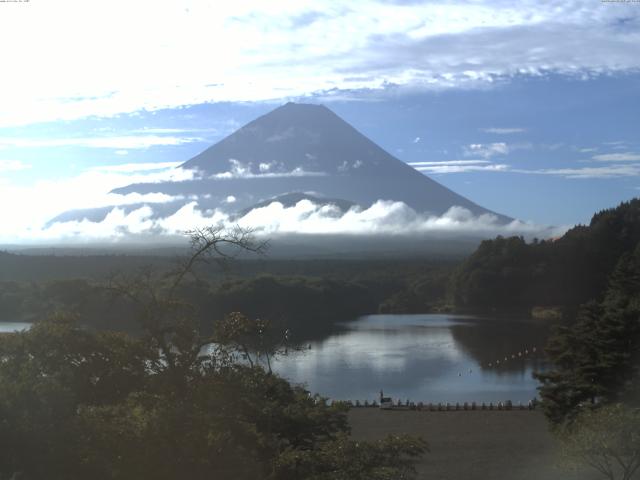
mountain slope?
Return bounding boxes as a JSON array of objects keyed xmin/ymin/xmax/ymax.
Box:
[{"xmin": 52, "ymin": 102, "xmax": 511, "ymax": 228}]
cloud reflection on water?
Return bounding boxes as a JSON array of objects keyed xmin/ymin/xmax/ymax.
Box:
[{"xmin": 273, "ymin": 314, "xmax": 550, "ymax": 403}]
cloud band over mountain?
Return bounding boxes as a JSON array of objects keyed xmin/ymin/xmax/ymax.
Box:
[{"xmin": 37, "ymin": 198, "xmax": 563, "ymax": 244}]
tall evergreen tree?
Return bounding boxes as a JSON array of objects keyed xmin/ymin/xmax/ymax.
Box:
[{"xmin": 535, "ymin": 246, "xmax": 640, "ymax": 425}]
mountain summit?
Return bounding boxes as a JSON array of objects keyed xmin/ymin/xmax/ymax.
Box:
[
  {"xmin": 51, "ymin": 102, "xmax": 510, "ymax": 228},
  {"xmin": 182, "ymin": 102, "xmax": 415, "ymax": 177}
]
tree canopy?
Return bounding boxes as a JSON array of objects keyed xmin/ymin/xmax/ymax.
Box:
[
  {"xmin": 0, "ymin": 227, "xmax": 427, "ymax": 480},
  {"xmin": 450, "ymin": 199, "xmax": 640, "ymax": 312},
  {"xmin": 558, "ymin": 404, "xmax": 640, "ymax": 480},
  {"xmin": 535, "ymin": 245, "xmax": 640, "ymax": 425}
]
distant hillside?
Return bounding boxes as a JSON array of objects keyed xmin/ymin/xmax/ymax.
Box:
[
  {"xmin": 0, "ymin": 251, "xmax": 174, "ymax": 282},
  {"xmin": 450, "ymin": 199, "xmax": 640, "ymax": 312}
]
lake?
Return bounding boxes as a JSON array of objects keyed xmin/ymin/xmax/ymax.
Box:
[
  {"xmin": 0, "ymin": 322, "xmax": 32, "ymax": 333},
  {"xmin": 0, "ymin": 314, "xmax": 551, "ymax": 404},
  {"xmin": 272, "ymin": 314, "xmax": 551, "ymax": 404}
]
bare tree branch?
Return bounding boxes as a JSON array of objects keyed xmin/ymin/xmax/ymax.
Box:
[
  {"xmin": 103, "ymin": 225, "xmax": 268, "ymax": 378},
  {"xmin": 168, "ymin": 225, "xmax": 268, "ymax": 296}
]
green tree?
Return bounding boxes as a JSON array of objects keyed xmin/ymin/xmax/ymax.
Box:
[
  {"xmin": 0, "ymin": 315, "xmax": 150, "ymax": 479},
  {"xmin": 0, "ymin": 227, "xmax": 427, "ymax": 480},
  {"xmin": 558, "ymin": 404, "xmax": 640, "ymax": 480},
  {"xmin": 535, "ymin": 247, "xmax": 640, "ymax": 425},
  {"xmin": 215, "ymin": 311, "xmax": 291, "ymax": 373}
]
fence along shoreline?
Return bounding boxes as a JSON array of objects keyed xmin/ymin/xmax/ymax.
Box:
[{"xmin": 330, "ymin": 398, "xmax": 539, "ymax": 411}]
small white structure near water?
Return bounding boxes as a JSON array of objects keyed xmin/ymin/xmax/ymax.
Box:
[{"xmin": 379, "ymin": 390, "xmax": 394, "ymax": 410}]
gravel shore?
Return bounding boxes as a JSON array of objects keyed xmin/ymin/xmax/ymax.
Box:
[{"xmin": 348, "ymin": 409, "xmax": 598, "ymax": 480}]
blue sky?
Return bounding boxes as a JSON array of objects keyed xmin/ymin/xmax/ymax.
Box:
[{"xmin": 0, "ymin": 0, "xmax": 639, "ymax": 242}]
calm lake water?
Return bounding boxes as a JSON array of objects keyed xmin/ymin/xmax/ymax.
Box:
[
  {"xmin": 0, "ymin": 322, "xmax": 32, "ymax": 333},
  {"xmin": 272, "ymin": 314, "xmax": 551, "ymax": 404}
]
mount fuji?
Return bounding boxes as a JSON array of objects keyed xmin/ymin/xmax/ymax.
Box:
[{"xmin": 49, "ymin": 102, "xmax": 511, "ymax": 234}]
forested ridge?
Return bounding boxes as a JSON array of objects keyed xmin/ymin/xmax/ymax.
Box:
[
  {"xmin": 5, "ymin": 200, "xmax": 640, "ymax": 327},
  {"xmin": 0, "ymin": 255, "xmax": 456, "ymax": 338},
  {"xmin": 450, "ymin": 199, "xmax": 640, "ymax": 312},
  {"xmin": 531, "ymin": 210, "xmax": 640, "ymax": 480}
]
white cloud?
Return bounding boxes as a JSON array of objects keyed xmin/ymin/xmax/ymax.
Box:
[
  {"xmin": 338, "ymin": 160, "xmax": 364, "ymax": 172},
  {"xmin": 416, "ymin": 164, "xmax": 509, "ymax": 174},
  {"xmin": 42, "ymin": 206, "xmax": 157, "ymax": 240},
  {"xmin": 0, "ymin": 159, "xmax": 31, "ymax": 173},
  {"xmin": 409, "ymin": 160, "xmax": 491, "ymax": 166},
  {"xmin": 413, "ymin": 136, "xmax": 421, "ymax": 143},
  {"xmin": 480, "ymin": 128, "xmax": 526, "ymax": 134},
  {"xmin": 409, "ymin": 159, "xmax": 508, "ymax": 174},
  {"xmin": 155, "ymin": 203, "xmax": 229, "ymax": 235},
  {"xmin": 411, "ymin": 157, "xmax": 640, "ymax": 178},
  {"xmin": 516, "ymin": 164, "xmax": 640, "ymax": 179},
  {"xmin": 22, "ymin": 198, "xmax": 564, "ymax": 244},
  {"xmin": 212, "ymin": 158, "xmax": 326, "ymax": 179},
  {"xmin": 0, "ymin": 1, "xmax": 638, "ymax": 126},
  {"xmin": 0, "ymin": 162, "xmax": 195, "ymax": 242},
  {"xmin": 0, "ymin": 135, "xmax": 203, "ymax": 149},
  {"xmin": 464, "ymin": 143, "xmax": 509, "ymax": 158},
  {"xmin": 592, "ymin": 152, "xmax": 640, "ymax": 162}
]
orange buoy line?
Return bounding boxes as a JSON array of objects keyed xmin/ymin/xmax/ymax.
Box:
[{"xmin": 482, "ymin": 346, "xmax": 539, "ymax": 369}]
